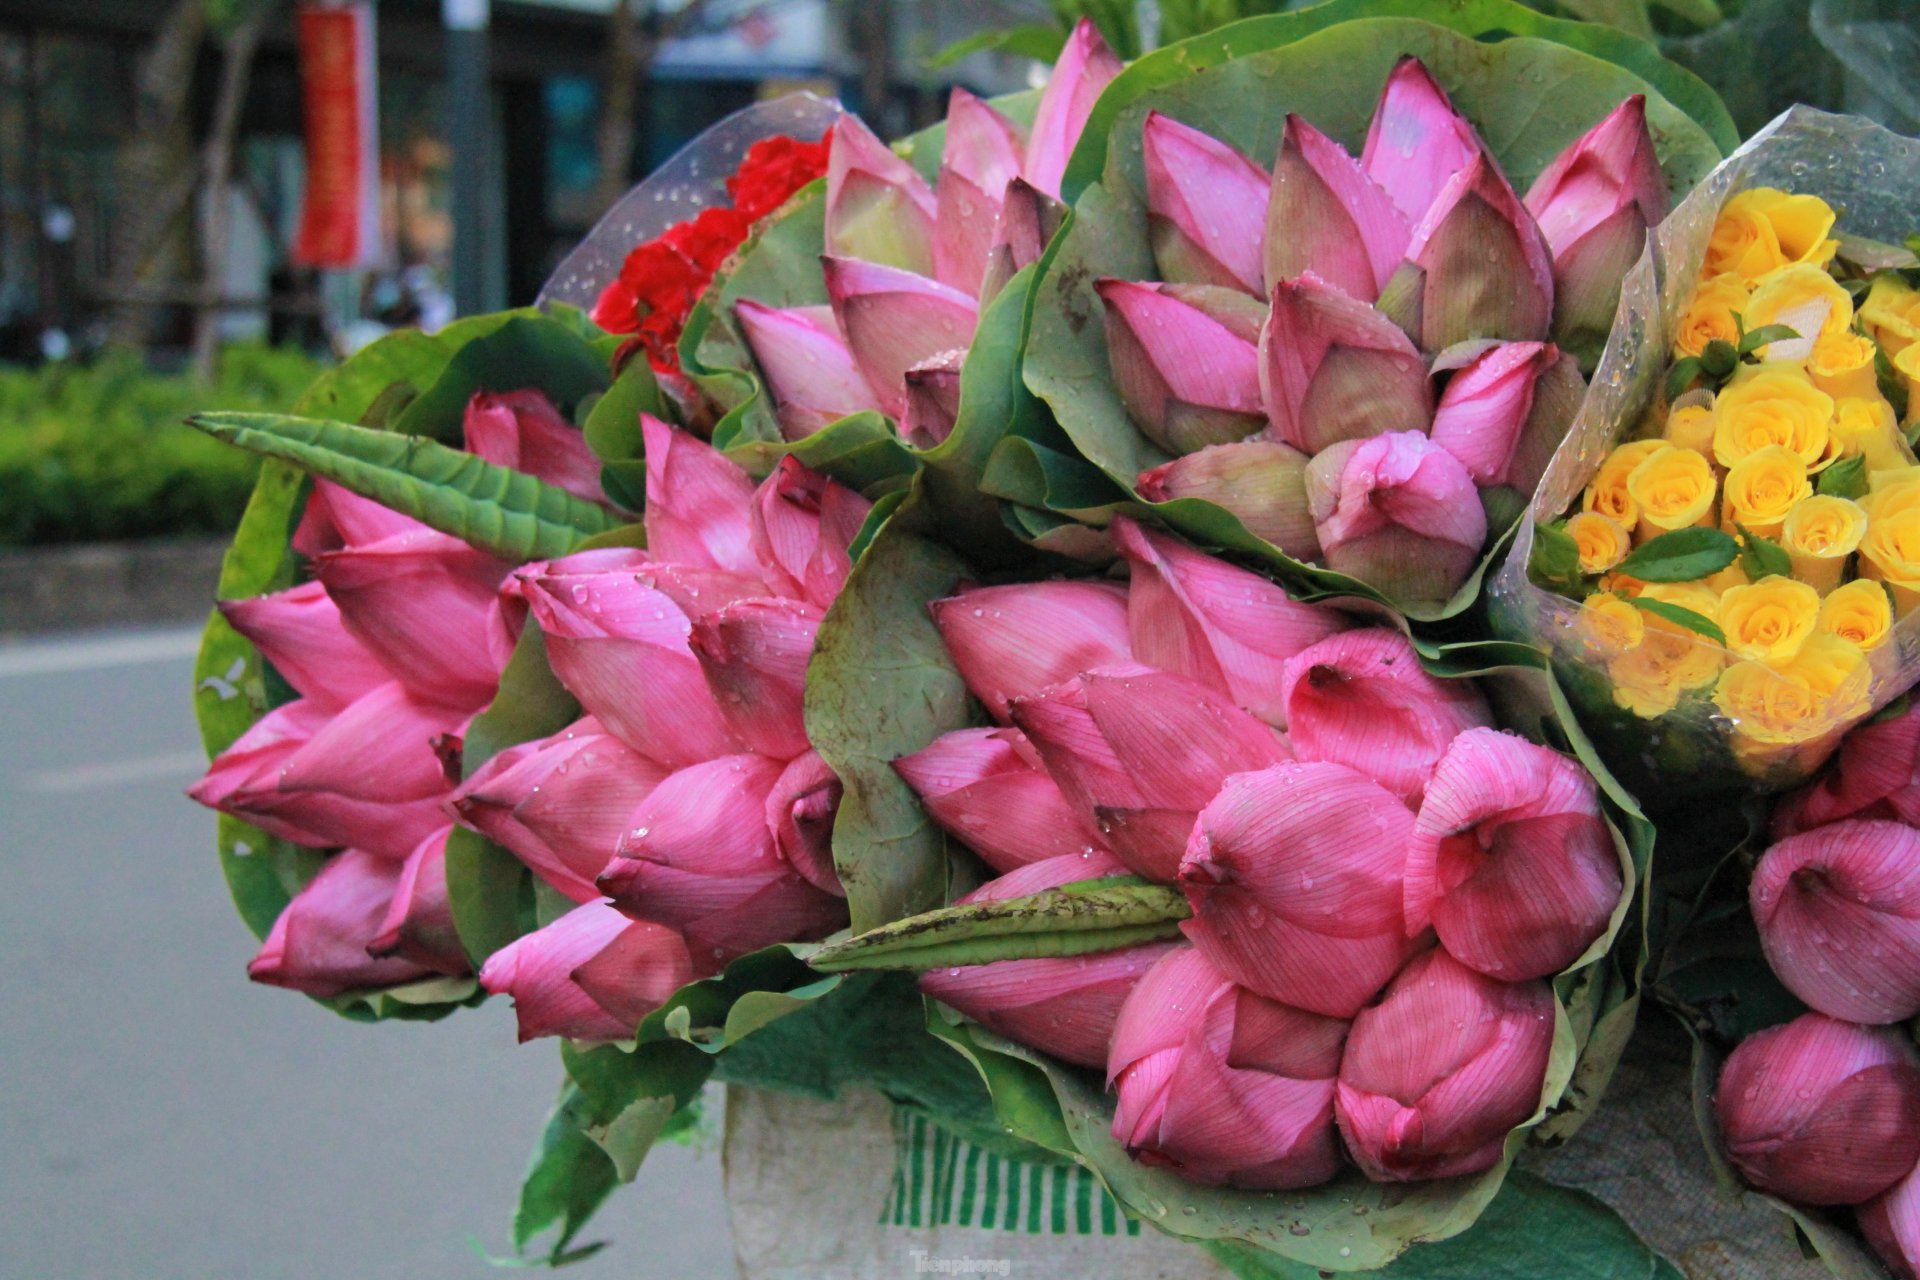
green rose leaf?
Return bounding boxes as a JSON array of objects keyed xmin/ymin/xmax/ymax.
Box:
[
  {"xmin": 1528, "ymin": 521, "xmax": 1587, "ymax": 597},
  {"xmin": 1817, "ymin": 455, "xmax": 1869, "ymax": 501},
  {"xmin": 1615, "ymin": 526, "xmax": 1739, "ymax": 582},
  {"xmin": 1736, "ymin": 525, "xmax": 1794, "ymax": 581},
  {"xmin": 189, "ymin": 412, "xmax": 621, "ymax": 561},
  {"xmin": 1627, "ymin": 597, "xmax": 1728, "ymax": 646},
  {"xmin": 805, "ymin": 878, "xmax": 1190, "ymax": 973}
]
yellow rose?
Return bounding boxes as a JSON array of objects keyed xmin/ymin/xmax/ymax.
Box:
[
  {"xmin": 1609, "ymin": 593, "xmax": 1724, "ymax": 717},
  {"xmin": 1666, "ymin": 403, "xmax": 1716, "ymax": 458},
  {"xmin": 1706, "ymin": 561, "xmax": 1751, "ymax": 593},
  {"xmin": 1721, "ymin": 445, "xmax": 1810, "ymax": 537},
  {"xmin": 1712, "ymin": 363, "xmax": 1835, "ymax": 470},
  {"xmin": 1599, "ymin": 571, "xmax": 1648, "ymax": 597},
  {"xmin": 1810, "ymin": 331, "xmax": 1881, "ymax": 402},
  {"xmin": 1714, "ymin": 633, "xmax": 1870, "ymax": 751},
  {"xmin": 1819, "ymin": 578, "xmax": 1893, "ymax": 651},
  {"xmin": 1896, "ymin": 344, "xmax": 1920, "ymax": 428},
  {"xmin": 1627, "ymin": 445, "xmax": 1717, "ymax": 537},
  {"xmin": 1674, "ymin": 274, "xmax": 1751, "ymax": 359},
  {"xmin": 1832, "ymin": 396, "xmax": 1915, "ymax": 474},
  {"xmin": 1858, "ymin": 483, "xmax": 1920, "ymax": 615},
  {"xmin": 1869, "ymin": 466, "xmax": 1920, "ymax": 501},
  {"xmin": 1744, "ymin": 264, "xmax": 1855, "ymax": 362},
  {"xmin": 1566, "ymin": 511, "xmax": 1632, "ymax": 573},
  {"xmin": 1583, "ymin": 439, "xmax": 1669, "ymax": 525},
  {"xmin": 1862, "ymin": 274, "xmax": 1920, "ymax": 357},
  {"xmin": 1702, "ymin": 188, "xmax": 1840, "ymax": 284},
  {"xmin": 1780, "ymin": 494, "xmax": 1868, "ymax": 594},
  {"xmin": 1580, "ymin": 591, "xmax": 1646, "ymax": 657},
  {"xmin": 1718, "ymin": 575, "xmax": 1821, "ymax": 663}
]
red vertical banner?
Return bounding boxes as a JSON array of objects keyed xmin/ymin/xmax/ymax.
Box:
[{"xmin": 294, "ymin": 2, "xmax": 380, "ymax": 268}]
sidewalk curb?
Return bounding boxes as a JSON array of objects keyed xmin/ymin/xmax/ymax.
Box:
[{"xmin": 0, "ymin": 537, "xmax": 227, "ymax": 638}]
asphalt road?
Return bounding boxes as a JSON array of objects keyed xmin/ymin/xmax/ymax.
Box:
[{"xmin": 0, "ymin": 626, "xmax": 737, "ymax": 1280}]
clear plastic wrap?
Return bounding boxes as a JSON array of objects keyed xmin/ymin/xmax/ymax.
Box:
[
  {"xmin": 1490, "ymin": 106, "xmax": 1920, "ymax": 793},
  {"xmin": 537, "ymin": 92, "xmax": 843, "ymax": 311}
]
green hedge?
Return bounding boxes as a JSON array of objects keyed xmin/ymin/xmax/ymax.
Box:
[{"xmin": 0, "ymin": 345, "xmax": 327, "ymax": 547}]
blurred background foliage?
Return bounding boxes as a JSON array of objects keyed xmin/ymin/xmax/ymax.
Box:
[{"xmin": 0, "ymin": 344, "xmax": 322, "ymax": 546}]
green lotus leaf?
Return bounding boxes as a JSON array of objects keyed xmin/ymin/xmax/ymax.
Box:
[
  {"xmin": 807, "ymin": 878, "xmax": 1190, "ymax": 972},
  {"xmin": 805, "ymin": 479, "xmax": 974, "ymax": 932},
  {"xmin": 189, "ymin": 411, "xmax": 621, "ymax": 561},
  {"xmin": 390, "ymin": 312, "xmax": 612, "ymax": 444}
]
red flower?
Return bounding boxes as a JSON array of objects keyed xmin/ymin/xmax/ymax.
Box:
[
  {"xmin": 590, "ymin": 133, "xmax": 831, "ymax": 373},
  {"xmin": 729, "ymin": 135, "xmax": 831, "ymax": 222}
]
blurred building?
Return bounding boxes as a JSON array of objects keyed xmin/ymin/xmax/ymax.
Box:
[{"xmin": 0, "ymin": 0, "xmax": 1037, "ymax": 361}]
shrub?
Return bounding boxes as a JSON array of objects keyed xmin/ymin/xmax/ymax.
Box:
[{"xmin": 0, "ymin": 345, "xmax": 326, "ymax": 547}]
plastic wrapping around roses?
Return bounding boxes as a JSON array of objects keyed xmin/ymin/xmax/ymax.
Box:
[{"xmin": 1489, "ymin": 108, "xmax": 1920, "ymax": 795}]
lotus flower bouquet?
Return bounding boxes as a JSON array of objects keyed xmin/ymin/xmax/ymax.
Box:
[
  {"xmin": 1017, "ymin": 11, "xmax": 1730, "ymax": 619},
  {"xmin": 800, "ymin": 502, "xmax": 1647, "ymax": 1271},
  {"xmin": 1494, "ymin": 108, "xmax": 1920, "ymax": 791}
]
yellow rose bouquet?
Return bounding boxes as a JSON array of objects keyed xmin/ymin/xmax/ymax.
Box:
[{"xmin": 1491, "ymin": 106, "xmax": 1920, "ymax": 792}]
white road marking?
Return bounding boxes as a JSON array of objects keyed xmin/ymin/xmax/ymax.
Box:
[
  {"xmin": 0, "ymin": 627, "xmax": 203, "ymax": 679},
  {"xmin": 18, "ymin": 749, "xmax": 208, "ymax": 793}
]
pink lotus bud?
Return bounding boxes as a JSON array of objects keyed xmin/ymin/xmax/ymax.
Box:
[
  {"xmin": 188, "ymin": 699, "xmax": 457, "ymax": 859},
  {"xmin": 368, "ymin": 825, "xmax": 470, "ymax": 974},
  {"xmin": 313, "ymin": 528, "xmax": 516, "ymax": 711},
  {"xmin": 1280, "ymin": 628, "xmax": 1493, "ymax": 807},
  {"xmin": 902, "ymin": 348, "xmax": 965, "ymax": 449},
  {"xmin": 478, "ymin": 900, "xmax": 693, "ymax": 1043},
  {"xmin": 1012, "ymin": 666, "xmax": 1292, "ymax": 881},
  {"xmin": 1751, "ymin": 820, "xmax": 1920, "ymax": 1024},
  {"xmin": 1266, "ymin": 114, "xmax": 1409, "ymax": 303},
  {"xmin": 825, "ymin": 113, "xmax": 937, "ymax": 275},
  {"xmin": 1360, "ymin": 57, "xmax": 1485, "ymax": 226},
  {"xmin": 933, "ymin": 88, "xmax": 1027, "ymax": 296},
  {"xmin": 929, "ymin": 580, "xmax": 1132, "ymax": 723},
  {"xmin": 640, "ymin": 415, "xmax": 763, "ymax": 578},
  {"xmin": 599, "ymin": 754, "xmax": 848, "ymax": 973},
  {"xmin": 822, "ymin": 256, "xmax": 979, "ymax": 419},
  {"xmin": 1429, "ymin": 341, "xmax": 1585, "ymax": 498},
  {"xmin": 1524, "ymin": 96, "xmax": 1665, "ymax": 354},
  {"xmin": 734, "ymin": 301, "xmax": 883, "ymax": 441},
  {"xmin": 449, "ymin": 717, "xmax": 671, "ymax": 903},
  {"xmin": 1111, "ymin": 515, "xmax": 1347, "ymax": 727},
  {"xmin": 979, "ymin": 177, "xmax": 1066, "ymax": 306},
  {"xmin": 1336, "ymin": 948, "xmax": 1554, "ymax": 1181},
  {"xmin": 689, "ymin": 597, "xmax": 821, "ymax": 761},
  {"xmin": 1022, "ymin": 18, "xmax": 1122, "ymax": 200},
  {"xmin": 749, "ymin": 454, "xmax": 873, "ymax": 610},
  {"xmin": 463, "ymin": 388, "xmax": 608, "ymax": 507},
  {"xmin": 1405, "ymin": 153, "xmax": 1556, "ymax": 352},
  {"xmin": 1179, "ymin": 762, "xmax": 1417, "ymax": 1017},
  {"xmin": 218, "ymin": 580, "xmax": 392, "ymax": 712},
  {"xmin": 1141, "ymin": 111, "xmax": 1270, "ymax": 296},
  {"xmin": 519, "ymin": 565, "xmax": 741, "ymax": 768},
  {"xmin": 1405, "ymin": 728, "xmax": 1620, "ymax": 981},
  {"xmin": 293, "ymin": 476, "xmax": 425, "ymax": 556},
  {"xmin": 1773, "ymin": 702, "xmax": 1920, "ymax": 839},
  {"xmin": 275, "ymin": 680, "xmax": 464, "ymax": 805},
  {"xmin": 1305, "ymin": 431, "xmax": 1488, "ymax": 609},
  {"xmin": 1136, "ymin": 441, "xmax": 1320, "ymax": 563},
  {"xmin": 1860, "ymin": 1162, "xmax": 1920, "ymax": 1280},
  {"xmin": 921, "ymin": 860, "xmax": 1172, "ymax": 1066},
  {"xmin": 1109, "ymin": 946, "xmax": 1346, "ymax": 1188},
  {"xmin": 895, "ymin": 726, "xmax": 1113, "ymax": 874},
  {"xmin": 248, "ymin": 849, "xmax": 440, "ymax": 997},
  {"xmin": 1715, "ymin": 1013, "xmax": 1920, "ymax": 1204},
  {"xmin": 766, "ymin": 750, "xmax": 844, "ymax": 896},
  {"xmin": 1260, "ymin": 272, "xmax": 1432, "ymax": 454},
  {"xmin": 1096, "ymin": 278, "xmax": 1264, "ymax": 454}
]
